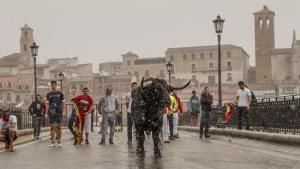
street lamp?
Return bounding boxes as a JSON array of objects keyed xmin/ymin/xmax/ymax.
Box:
[
  {"xmin": 213, "ymin": 15, "xmax": 225, "ymax": 126},
  {"xmin": 213, "ymin": 15, "xmax": 225, "ymax": 108},
  {"xmin": 30, "ymin": 42, "xmax": 39, "ymax": 101},
  {"xmin": 166, "ymin": 61, "xmax": 174, "ymax": 84},
  {"xmin": 58, "ymin": 72, "xmax": 64, "ymax": 91}
]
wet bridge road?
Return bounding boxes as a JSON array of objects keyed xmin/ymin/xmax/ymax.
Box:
[{"xmin": 0, "ymin": 130, "xmax": 300, "ymax": 169}]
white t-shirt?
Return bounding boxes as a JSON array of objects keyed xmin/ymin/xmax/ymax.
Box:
[
  {"xmin": 126, "ymin": 92, "xmax": 133, "ymax": 113},
  {"xmin": 2, "ymin": 115, "xmax": 18, "ymax": 131},
  {"xmin": 237, "ymin": 88, "xmax": 251, "ymax": 107}
]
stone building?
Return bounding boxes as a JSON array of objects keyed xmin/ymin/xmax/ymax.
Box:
[
  {"xmin": 99, "ymin": 44, "xmax": 250, "ymax": 85},
  {"xmin": 254, "ymin": 6, "xmax": 300, "ymax": 84}
]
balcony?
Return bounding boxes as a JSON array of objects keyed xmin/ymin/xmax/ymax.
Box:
[{"xmin": 192, "ymin": 66, "xmax": 232, "ymax": 73}]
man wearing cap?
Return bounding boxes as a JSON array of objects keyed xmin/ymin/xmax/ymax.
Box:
[{"xmin": 0, "ymin": 107, "xmax": 18, "ymax": 152}]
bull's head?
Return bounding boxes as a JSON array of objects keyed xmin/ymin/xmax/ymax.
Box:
[{"xmin": 139, "ymin": 77, "xmax": 191, "ymax": 108}]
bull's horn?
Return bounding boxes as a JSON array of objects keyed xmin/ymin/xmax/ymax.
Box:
[
  {"xmin": 169, "ymin": 80, "xmax": 191, "ymax": 90},
  {"xmin": 140, "ymin": 77, "xmax": 145, "ymax": 88}
]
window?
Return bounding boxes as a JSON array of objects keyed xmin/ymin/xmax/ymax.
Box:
[
  {"xmin": 8, "ymin": 82, "xmax": 12, "ymax": 88},
  {"xmin": 6, "ymin": 92, "xmax": 11, "ymax": 101},
  {"xmin": 0, "ymin": 92, "xmax": 3, "ymax": 100},
  {"xmin": 24, "ymin": 31, "xmax": 28, "ymax": 37},
  {"xmin": 80, "ymin": 84, "xmax": 84, "ymax": 90},
  {"xmin": 298, "ymin": 75, "xmax": 300, "ymax": 80},
  {"xmin": 160, "ymin": 70, "xmax": 164, "ymax": 77},
  {"xmin": 127, "ymin": 61, "xmax": 131, "ymax": 66},
  {"xmin": 208, "ymin": 76, "xmax": 216, "ymax": 84},
  {"xmin": 170, "ymin": 55, "xmax": 174, "ymax": 61},
  {"xmin": 18, "ymin": 85, "xmax": 22, "ymax": 90},
  {"xmin": 227, "ymin": 73, "xmax": 232, "ymax": 81},
  {"xmin": 208, "ymin": 62, "xmax": 215, "ymax": 68},
  {"xmin": 145, "ymin": 70, "xmax": 149, "ymax": 77},
  {"xmin": 0, "ymin": 82, "xmax": 2, "ymax": 88},
  {"xmin": 266, "ymin": 18, "xmax": 270, "ymax": 28},
  {"xmin": 209, "ymin": 52, "xmax": 213, "ymax": 59},
  {"xmin": 191, "ymin": 53, "xmax": 195, "ymax": 60},
  {"xmin": 134, "ymin": 71, "xmax": 139, "ymax": 80},
  {"xmin": 183, "ymin": 54, "xmax": 187, "ymax": 60},
  {"xmin": 25, "ymin": 85, "xmax": 29, "ymax": 90},
  {"xmin": 259, "ymin": 17, "xmax": 263, "ymax": 28},
  {"xmin": 23, "ymin": 44, "xmax": 27, "ymax": 51},
  {"xmin": 227, "ymin": 61, "xmax": 232, "ymax": 67},
  {"xmin": 200, "ymin": 53, "xmax": 204, "ymax": 59},
  {"xmin": 192, "ymin": 64, "xmax": 196, "ymax": 72},
  {"xmin": 227, "ymin": 51, "xmax": 231, "ymax": 57},
  {"xmin": 16, "ymin": 95, "xmax": 21, "ymax": 103}
]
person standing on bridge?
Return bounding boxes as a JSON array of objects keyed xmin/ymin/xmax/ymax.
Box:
[
  {"xmin": 172, "ymin": 90, "xmax": 182, "ymax": 138},
  {"xmin": 236, "ymin": 81, "xmax": 252, "ymax": 130},
  {"xmin": 189, "ymin": 90, "xmax": 200, "ymax": 126},
  {"xmin": 98, "ymin": 85, "xmax": 119, "ymax": 145},
  {"xmin": 199, "ymin": 86, "xmax": 213, "ymax": 139},
  {"xmin": 29, "ymin": 94, "xmax": 46, "ymax": 140},
  {"xmin": 125, "ymin": 81, "xmax": 138, "ymax": 144},
  {"xmin": 71, "ymin": 87, "xmax": 94, "ymax": 144},
  {"xmin": 46, "ymin": 80, "xmax": 65, "ymax": 147}
]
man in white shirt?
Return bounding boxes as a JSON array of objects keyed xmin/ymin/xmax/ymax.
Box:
[
  {"xmin": 0, "ymin": 107, "xmax": 18, "ymax": 152},
  {"xmin": 126, "ymin": 82, "xmax": 138, "ymax": 144},
  {"xmin": 236, "ymin": 81, "xmax": 252, "ymax": 130}
]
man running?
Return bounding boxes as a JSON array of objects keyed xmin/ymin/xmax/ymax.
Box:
[
  {"xmin": 71, "ymin": 87, "xmax": 94, "ymax": 144},
  {"xmin": 46, "ymin": 80, "xmax": 65, "ymax": 147}
]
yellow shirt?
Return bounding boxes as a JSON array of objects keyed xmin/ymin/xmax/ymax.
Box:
[{"xmin": 166, "ymin": 95, "xmax": 178, "ymax": 114}]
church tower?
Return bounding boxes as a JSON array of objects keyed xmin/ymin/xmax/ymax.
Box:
[
  {"xmin": 254, "ymin": 6, "xmax": 275, "ymax": 83},
  {"xmin": 20, "ymin": 24, "xmax": 35, "ymax": 67}
]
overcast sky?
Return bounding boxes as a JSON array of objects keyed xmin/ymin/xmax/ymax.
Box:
[{"xmin": 0, "ymin": 0, "xmax": 299, "ymax": 72}]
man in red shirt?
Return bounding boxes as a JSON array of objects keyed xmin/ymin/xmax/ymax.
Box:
[{"xmin": 71, "ymin": 87, "xmax": 94, "ymax": 144}]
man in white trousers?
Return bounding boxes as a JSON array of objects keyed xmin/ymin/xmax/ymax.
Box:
[{"xmin": 172, "ymin": 91, "xmax": 182, "ymax": 138}]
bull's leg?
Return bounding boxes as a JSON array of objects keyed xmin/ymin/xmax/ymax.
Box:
[
  {"xmin": 152, "ymin": 128, "xmax": 161, "ymax": 158},
  {"xmin": 135, "ymin": 125, "xmax": 145, "ymax": 157}
]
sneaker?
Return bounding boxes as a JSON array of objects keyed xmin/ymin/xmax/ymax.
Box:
[
  {"xmin": 204, "ymin": 134, "xmax": 210, "ymax": 138},
  {"xmin": 99, "ymin": 140, "xmax": 105, "ymax": 145},
  {"xmin": 57, "ymin": 143, "xmax": 63, "ymax": 147},
  {"xmin": 164, "ymin": 140, "xmax": 171, "ymax": 143},
  {"xmin": 169, "ymin": 136, "xmax": 175, "ymax": 140},
  {"xmin": 49, "ymin": 142, "xmax": 56, "ymax": 147},
  {"xmin": 85, "ymin": 140, "xmax": 89, "ymax": 145},
  {"xmin": 109, "ymin": 140, "xmax": 114, "ymax": 144},
  {"xmin": 174, "ymin": 134, "xmax": 180, "ymax": 138}
]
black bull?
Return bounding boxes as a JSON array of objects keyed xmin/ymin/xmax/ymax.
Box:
[{"xmin": 131, "ymin": 77, "xmax": 191, "ymax": 157}]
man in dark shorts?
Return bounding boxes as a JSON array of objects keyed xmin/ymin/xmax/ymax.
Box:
[
  {"xmin": 189, "ymin": 90, "xmax": 200, "ymax": 126},
  {"xmin": 46, "ymin": 80, "xmax": 65, "ymax": 147}
]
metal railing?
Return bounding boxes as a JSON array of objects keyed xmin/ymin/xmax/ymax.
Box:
[{"xmin": 179, "ymin": 95, "xmax": 300, "ymax": 135}]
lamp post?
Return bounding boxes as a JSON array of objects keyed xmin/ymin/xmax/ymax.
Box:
[
  {"xmin": 30, "ymin": 42, "xmax": 39, "ymax": 101},
  {"xmin": 58, "ymin": 72, "xmax": 64, "ymax": 91},
  {"xmin": 166, "ymin": 61, "xmax": 174, "ymax": 84},
  {"xmin": 213, "ymin": 15, "xmax": 225, "ymax": 125},
  {"xmin": 213, "ymin": 15, "xmax": 225, "ymax": 108}
]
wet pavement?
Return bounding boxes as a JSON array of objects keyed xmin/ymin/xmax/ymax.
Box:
[{"xmin": 0, "ymin": 129, "xmax": 300, "ymax": 169}]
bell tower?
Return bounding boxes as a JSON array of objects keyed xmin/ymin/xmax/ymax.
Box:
[
  {"xmin": 254, "ymin": 6, "xmax": 275, "ymax": 83},
  {"xmin": 20, "ymin": 24, "xmax": 34, "ymax": 67}
]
